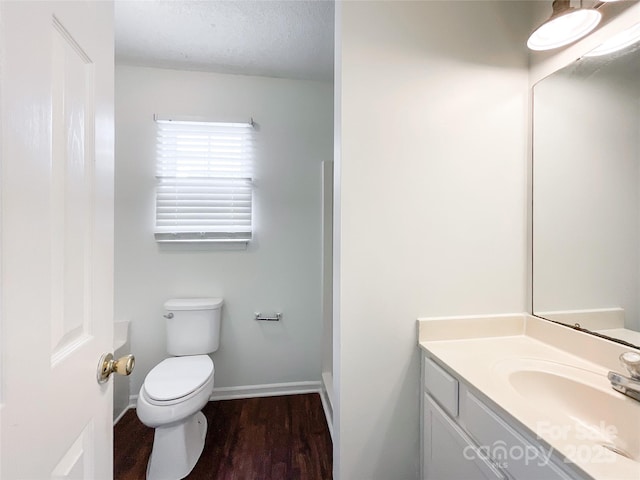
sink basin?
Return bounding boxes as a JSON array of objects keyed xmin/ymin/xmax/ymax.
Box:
[{"xmin": 493, "ymin": 358, "xmax": 640, "ymax": 462}]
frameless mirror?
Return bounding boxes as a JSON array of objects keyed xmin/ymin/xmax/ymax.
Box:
[{"xmin": 532, "ymin": 26, "xmax": 640, "ymax": 348}]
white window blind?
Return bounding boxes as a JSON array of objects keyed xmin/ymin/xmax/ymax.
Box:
[{"xmin": 155, "ymin": 118, "xmax": 254, "ymax": 242}]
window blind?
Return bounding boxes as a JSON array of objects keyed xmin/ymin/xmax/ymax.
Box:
[{"xmin": 155, "ymin": 118, "xmax": 254, "ymax": 242}]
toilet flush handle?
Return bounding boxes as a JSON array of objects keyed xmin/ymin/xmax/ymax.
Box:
[
  {"xmin": 96, "ymin": 353, "xmax": 135, "ymax": 384},
  {"xmin": 163, "ymin": 313, "xmax": 174, "ymax": 319}
]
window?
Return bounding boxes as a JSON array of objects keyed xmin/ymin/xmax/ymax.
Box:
[{"xmin": 154, "ymin": 116, "xmax": 254, "ymax": 242}]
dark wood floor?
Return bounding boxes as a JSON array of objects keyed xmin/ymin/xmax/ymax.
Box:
[{"xmin": 114, "ymin": 393, "xmax": 332, "ymax": 480}]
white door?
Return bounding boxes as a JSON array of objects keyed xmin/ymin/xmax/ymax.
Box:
[{"xmin": 0, "ymin": 1, "xmax": 115, "ymax": 478}]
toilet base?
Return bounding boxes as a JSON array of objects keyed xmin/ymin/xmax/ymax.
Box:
[{"xmin": 146, "ymin": 410, "xmax": 207, "ymax": 480}]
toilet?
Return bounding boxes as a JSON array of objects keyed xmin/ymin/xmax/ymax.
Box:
[{"xmin": 136, "ymin": 297, "xmax": 223, "ymax": 480}]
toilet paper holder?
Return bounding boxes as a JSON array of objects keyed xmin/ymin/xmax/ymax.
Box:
[{"xmin": 254, "ymin": 312, "xmax": 282, "ymax": 322}]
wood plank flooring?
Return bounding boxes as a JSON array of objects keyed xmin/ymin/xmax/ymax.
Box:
[{"xmin": 114, "ymin": 393, "xmax": 332, "ymax": 480}]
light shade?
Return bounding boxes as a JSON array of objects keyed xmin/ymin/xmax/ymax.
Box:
[
  {"xmin": 527, "ymin": 1, "xmax": 601, "ymax": 51},
  {"xmin": 584, "ymin": 22, "xmax": 640, "ymax": 57}
]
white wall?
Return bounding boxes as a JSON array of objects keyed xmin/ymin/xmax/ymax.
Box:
[
  {"xmin": 114, "ymin": 66, "xmax": 333, "ymax": 395},
  {"xmin": 336, "ymin": 2, "xmax": 531, "ymax": 478}
]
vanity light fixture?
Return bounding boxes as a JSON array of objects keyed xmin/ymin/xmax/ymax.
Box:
[
  {"xmin": 527, "ymin": 0, "xmax": 602, "ymax": 51},
  {"xmin": 584, "ymin": 22, "xmax": 640, "ymax": 56}
]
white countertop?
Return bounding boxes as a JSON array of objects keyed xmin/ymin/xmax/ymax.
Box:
[{"xmin": 418, "ymin": 314, "xmax": 640, "ymax": 480}]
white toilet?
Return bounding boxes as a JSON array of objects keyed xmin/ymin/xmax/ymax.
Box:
[{"xmin": 136, "ymin": 297, "xmax": 223, "ymax": 480}]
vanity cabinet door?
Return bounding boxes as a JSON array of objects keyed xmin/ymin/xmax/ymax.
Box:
[
  {"xmin": 462, "ymin": 391, "xmax": 575, "ymax": 480},
  {"xmin": 424, "ymin": 394, "xmax": 505, "ymax": 480}
]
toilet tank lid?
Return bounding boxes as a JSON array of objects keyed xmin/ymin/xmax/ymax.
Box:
[{"xmin": 164, "ymin": 297, "xmax": 223, "ymax": 311}]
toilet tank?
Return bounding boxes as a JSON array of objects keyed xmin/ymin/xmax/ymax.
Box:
[{"xmin": 163, "ymin": 298, "xmax": 223, "ymax": 356}]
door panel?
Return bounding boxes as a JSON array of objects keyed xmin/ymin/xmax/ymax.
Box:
[
  {"xmin": 50, "ymin": 15, "xmax": 95, "ymax": 364},
  {"xmin": 51, "ymin": 422, "xmax": 94, "ymax": 480},
  {"xmin": 0, "ymin": 2, "xmax": 114, "ymax": 478}
]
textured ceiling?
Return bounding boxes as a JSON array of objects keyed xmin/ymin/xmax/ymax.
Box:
[{"xmin": 114, "ymin": 0, "xmax": 335, "ymax": 82}]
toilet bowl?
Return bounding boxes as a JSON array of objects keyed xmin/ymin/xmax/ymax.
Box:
[
  {"xmin": 136, "ymin": 298, "xmax": 223, "ymax": 480},
  {"xmin": 137, "ymin": 355, "xmax": 214, "ymax": 480},
  {"xmin": 137, "ymin": 355, "xmax": 214, "ymax": 426}
]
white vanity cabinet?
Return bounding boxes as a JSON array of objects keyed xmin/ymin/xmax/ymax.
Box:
[
  {"xmin": 423, "ymin": 393, "xmax": 505, "ymax": 479},
  {"xmin": 420, "ymin": 352, "xmax": 585, "ymax": 480}
]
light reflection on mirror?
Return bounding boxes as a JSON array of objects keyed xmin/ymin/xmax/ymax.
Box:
[{"xmin": 585, "ymin": 22, "xmax": 640, "ymax": 57}]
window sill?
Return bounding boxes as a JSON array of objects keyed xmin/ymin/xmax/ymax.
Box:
[
  {"xmin": 156, "ymin": 239, "xmax": 250, "ymax": 252},
  {"xmin": 155, "ymin": 238, "xmax": 249, "ymax": 244}
]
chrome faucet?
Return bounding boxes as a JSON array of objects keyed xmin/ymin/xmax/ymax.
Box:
[{"xmin": 608, "ymin": 351, "xmax": 640, "ymax": 402}]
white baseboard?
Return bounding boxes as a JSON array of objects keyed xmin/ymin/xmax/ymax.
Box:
[
  {"xmin": 319, "ymin": 384, "xmax": 334, "ymax": 440},
  {"xmin": 321, "ymin": 371, "xmax": 333, "ymax": 409},
  {"xmin": 124, "ymin": 380, "xmax": 334, "ymax": 438},
  {"xmin": 210, "ymin": 380, "xmax": 322, "ymax": 400},
  {"xmin": 127, "ymin": 380, "xmax": 322, "ymax": 406},
  {"xmin": 320, "ymin": 371, "xmax": 334, "ymax": 440},
  {"xmin": 113, "ymin": 405, "xmax": 133, "ymax": 426}
]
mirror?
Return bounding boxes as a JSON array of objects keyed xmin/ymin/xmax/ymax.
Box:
[{"xmin": 532, "ymin": 27, "xmax": 640, "ymax": 348}]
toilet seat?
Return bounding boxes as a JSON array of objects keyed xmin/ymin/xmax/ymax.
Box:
[{"xmin": 144, "ymin": 355, "xmax": 214, "ymax": 405}]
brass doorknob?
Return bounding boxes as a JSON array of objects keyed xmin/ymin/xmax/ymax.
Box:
[{"xmin": 97, "ymin": 353, "xmax": 135, "ymax": 384}]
